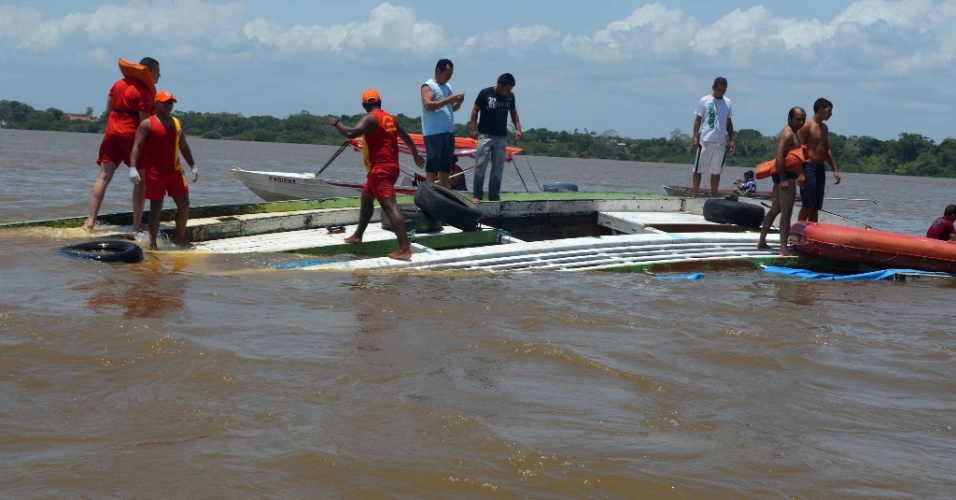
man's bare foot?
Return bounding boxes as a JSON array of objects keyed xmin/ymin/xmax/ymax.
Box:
[
  {"xmin": 173, "ymin": 240, "xmax": 196, "ymax": 250},
  {"xmin": 132, "ymin": 225, "xmax": 146, "ymax": 233},
  {"xmin": 779, "ymin": 248, "xmax": 793, "ymax": 257},
  {"xmin": 344, "ymin": 235, "xmax": 362, "ymax": 244},
  {"xmin": 756, "ymin": 242, "xmax": 771, "ymax": 250},
  {"xmin": 387, "ymin": 248, "xmax": 412, "ymax": 260},
  {"xmin": 472, "ymin": 197, "xmax": 480, "ymax": 203}
]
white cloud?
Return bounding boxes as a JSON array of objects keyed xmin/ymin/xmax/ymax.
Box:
[{"xmin": 243, "ymin": 3, "xmax": 446, "ymax": 60}]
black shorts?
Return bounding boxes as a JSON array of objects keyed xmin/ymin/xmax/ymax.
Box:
[
  {"xmin": 800, "ymin": 162, "xmax": 826, "ymax": 209},
  {"xmin": 423, "ymin": 133, "xmax": 454, "ymax": 174},
  {"xmin": 771, "ymin": 170, "xmax": 798, "ymax": 184}
]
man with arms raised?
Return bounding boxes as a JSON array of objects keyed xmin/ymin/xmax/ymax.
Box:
[
  {"xmin": 797, "ymin": 98, "xmax": 841, "ymax": 222},
  {"xmin": 691, "ymin": 76, "xmax": 735, "ymax": 198},
  {"xmin": 421, "ymin": 59, "xmax": 465, "ymax": 189},
  {"xmin": 757, "ymin": 106, "xmax": 806, "ymax": 255},
  {"xmin": 327, "ymin": 90, "xmax": 425, "ymax": 260}
]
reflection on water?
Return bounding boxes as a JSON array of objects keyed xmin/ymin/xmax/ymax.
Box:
[{"xmin": 1, "ymin": 130, "xmax": 955, "ymax": 497}]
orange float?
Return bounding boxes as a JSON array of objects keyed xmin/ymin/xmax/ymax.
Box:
[
  {"xmin": 789, "ymin": 221, "xmax": 956, "ymax": 273},
  {"xmin": 755, "ymin": 145, "xmax": 807, "ymax": 180},
  {"xmin": 118, "ymin": 58, "xmax": 156, "ymax": 99}
]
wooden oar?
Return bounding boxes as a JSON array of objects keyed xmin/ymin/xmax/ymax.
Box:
[{"xmin": 314, "ymin": 141, "xmax": 350, "ymax": 177}]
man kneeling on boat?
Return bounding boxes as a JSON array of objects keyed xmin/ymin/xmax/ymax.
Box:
[{"xmin": 327, "ymin": 89, "xmax": 425, "ymax": 260}]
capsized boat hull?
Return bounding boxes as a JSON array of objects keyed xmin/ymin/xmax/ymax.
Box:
[{"xmin": 789, "ymin": 221, "xmax": 956, "ymax": 273}]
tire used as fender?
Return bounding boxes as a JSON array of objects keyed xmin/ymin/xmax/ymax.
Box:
[
  {"xmin": 61, "ymin": 240, "xmax": 144, "ymax": 263},
  {"xmin": 414, "ymin": 182, "xmax": 481, "ymax": 232},
  {"xmin": 702, "ymin": 198, "xmax": 765, "ymax": 228},
  {"xmin": 381, "ymin": 204, "xmax": 442, "ymax": 233}
]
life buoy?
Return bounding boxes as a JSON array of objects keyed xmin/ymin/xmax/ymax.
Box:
[
  {"xmin": 755, "ymin": 145, "xmax": 807, "ymax": 180},
  {"xmin": 543, "ymin": 182, "xmax": 579, "ymax": 192},
  {"xmin": 702, "ymin": 199, "xmax": 765, "ymax": 228},
  {"xmin": 61, "ymin": 240, "xmax": 144, "ymax": 263},
  {"xmin": 118, "ymin": 58, "xmax": 156, "ymax": 101},
  {"xmin": 381, "ymin": 204, "xmax": 442, "ymax": 233},
  {"xmin": 414, "ymin": 183, "xmax": 481, "ymax": 232}
]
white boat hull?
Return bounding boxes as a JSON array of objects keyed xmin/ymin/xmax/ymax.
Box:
[{"xmin": 230, "ymin": 167, "xmax": 364, "ymax": 201}]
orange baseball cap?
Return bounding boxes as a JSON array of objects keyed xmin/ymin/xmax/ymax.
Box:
[
  {"xmin": 155, "ymin": 90, "xmax": 177, "ymax": 103},
  {"xmin": 362, "ymin": 89, "xmax": 380, "ymax": 104}
]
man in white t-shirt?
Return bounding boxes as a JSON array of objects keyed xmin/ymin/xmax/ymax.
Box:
[{"xmin": 691, "ymin": 77, "xmax": 735, "ymax": 198}]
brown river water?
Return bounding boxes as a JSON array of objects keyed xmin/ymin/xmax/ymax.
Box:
[{"xmin": 1, "ymin": 129, "xmax": 954, "ymax": 498}]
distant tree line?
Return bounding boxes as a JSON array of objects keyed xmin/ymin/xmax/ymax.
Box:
[{"xmin": 3, "ymin": 99, "xmax": 955, "ymax": 177}]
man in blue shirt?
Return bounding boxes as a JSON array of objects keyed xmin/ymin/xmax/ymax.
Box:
[{"xmin": 420, "ymin": 59, "xmax": 465, "ymax": 189}]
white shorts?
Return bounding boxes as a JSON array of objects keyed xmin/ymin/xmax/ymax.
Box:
[{"xmin": 693, "ymin": 141, "xmax": 726, "ymax": 176}]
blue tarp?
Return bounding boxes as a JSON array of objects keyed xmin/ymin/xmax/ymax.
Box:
[
  {"xmin": 762, "ymin": 266, "xmax": 954, "ymax": 281},
  {"xmin": 654, "ymin": 273, "xmax": 706, "ymax": 280}
]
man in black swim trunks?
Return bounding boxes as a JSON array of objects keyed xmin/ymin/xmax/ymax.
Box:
[
  {"xmin": 797, "ymin": 98, "xmax": 841, "ymax": 222},
  {"xmin": 757, "ymin": 106, "xmax": 806, "ymax": 255}
]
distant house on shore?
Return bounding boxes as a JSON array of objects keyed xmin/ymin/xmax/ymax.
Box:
[{"xmin": 66, "ymin": 113, "xmax": 95, "ymax": 122}]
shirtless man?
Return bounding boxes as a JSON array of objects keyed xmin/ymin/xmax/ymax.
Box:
[
  {"xmin": 797, "ymin": 98, "xmax": 841, "ymax": 222},
  {"xmin": 757, "ymin": 107, "xmax": 806, "ymax": 255}
]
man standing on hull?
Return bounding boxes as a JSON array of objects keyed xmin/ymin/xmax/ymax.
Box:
[
  {"xmin": 421, "ymin": 59, "xmax": 465, "ymax": 189},
  {"xmin": 129, "ymin": 90, "xmax": 198, "ymax": 250},
  {"xmin": 469, "ymin": 73, "xmax": 521, "ymax": 202},
  {"xmin": 757, "ymin": 106, "xmax": 806, "ymax": 255},
  {"xmin": 691, "ymin": 76, "xmax": 735, "ymax": 198},
  {"xmin": 327, "ymin": 89, "xmax": 425, "ymax": 260},
  {"xmin": 85, "ymin": 57, "xmax": 160, "ymax": 231},
  {"xmin": 797, "ymin": 98, "xmax": 841, "ymax": 222}
]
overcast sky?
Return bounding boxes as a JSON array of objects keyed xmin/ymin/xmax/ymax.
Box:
[{"xmin": 1, "ymin": 0, "xmax": 954, "ymax": 142}]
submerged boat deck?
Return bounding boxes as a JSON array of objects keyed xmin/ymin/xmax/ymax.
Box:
[{"xmin": 3, "ymin": 191, "xmax": 873, "ymax": 274}]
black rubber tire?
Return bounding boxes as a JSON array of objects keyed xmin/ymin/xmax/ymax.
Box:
[
  {"xmin": 543, "ymin": 181, "xmax": 579, "ymax": 192},
  {"xmin": 381, "ymin": 204, "xmax": 442, "ymax": 233},
  {"xmin": 414, "ymin": 182, "xmax": 481, "ymax": 232},
  {"xmin": 61, "ymin": 240, "xmax": 144, "ymax": 263},
  {"xmin": 702, "ymin": 198, "xmax": 765, "ymax": 227}
]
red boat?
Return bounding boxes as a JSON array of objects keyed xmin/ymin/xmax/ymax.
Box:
[{"xmin": 789, "ymin": 221, "xmax": 956, "ymax": 273}]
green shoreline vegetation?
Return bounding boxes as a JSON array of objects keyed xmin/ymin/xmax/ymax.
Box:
[{"xmin": 3, "ymin": 99, "xmax": 955, "ymax": 177}]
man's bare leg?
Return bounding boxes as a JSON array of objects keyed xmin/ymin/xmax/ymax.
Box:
[
  {"xmin": 778, "ymin": 182, "xmax": 797, "ymax": 256},
  {"xmin": 379, "ymin": 196, "xmax": 412, "ymax": 260},
  {"xmin": 691, "ymin": 172, "xmax": 702, "ymax": 198},
  {"xmin": 147, "ymin": 198, "xmax": 164, "ymax": 250},
  {"xmin": 710, "ymin": 174, "xmax": 720, "ymax": 198},
  {"xmin": 132, "ymin": 177, "xmax": 146, "ymax": 232},
  {"xmin": 172, "ymin": 193, "xmax": 191, "ymax": 247},
  {"xmin": 84, "ymin": 161, "xmax": 119, "ymax": 230},
  {"xmin": 757, "ymin": 183, "xmax": 781, "ymax": 249},
  {"xmin": 344, "ymin": 193, "xmax": 375, "ymax": 244}
]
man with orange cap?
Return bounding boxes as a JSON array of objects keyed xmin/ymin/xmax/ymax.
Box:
[
  {"xmin": 327, "ymin": 89, "xmax": 425, "ymax": 260},
  {"xmin": 129, "ymin": 90, "xmax": 198, "ymax": 250},
  {"xmin": 84, "ymin": 57, "xmax": 161, "ymax": 232}
]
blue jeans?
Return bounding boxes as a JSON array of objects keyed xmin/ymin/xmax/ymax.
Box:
[{"xmin": 473, "ymin": 134, "xmax": 507, "ymax": 201}]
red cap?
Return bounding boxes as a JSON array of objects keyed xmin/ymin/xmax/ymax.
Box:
[
  {"xmin": 155, "ymin": 90, "xmax": 177, "ymax": 103},
  {"xmin": 362, "ymin": 89, "xmax": 380, "ymax": 104}
]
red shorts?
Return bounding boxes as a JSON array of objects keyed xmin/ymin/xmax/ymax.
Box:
[
  {"xmin": 362, "ymin": 165, "xmax": 399, "ymax": 201},
  {"xmin": 97, "ymin": 133, "xmax": 135, "ymax": 167},
  {"xmin": 145, "ymin": 169, "xmax": 189, "ymax": 200}
]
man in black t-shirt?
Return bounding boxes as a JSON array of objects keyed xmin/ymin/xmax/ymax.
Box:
[{"xmin": 469, "ymin": 73, "xmax": 522, "ymax": 202}]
